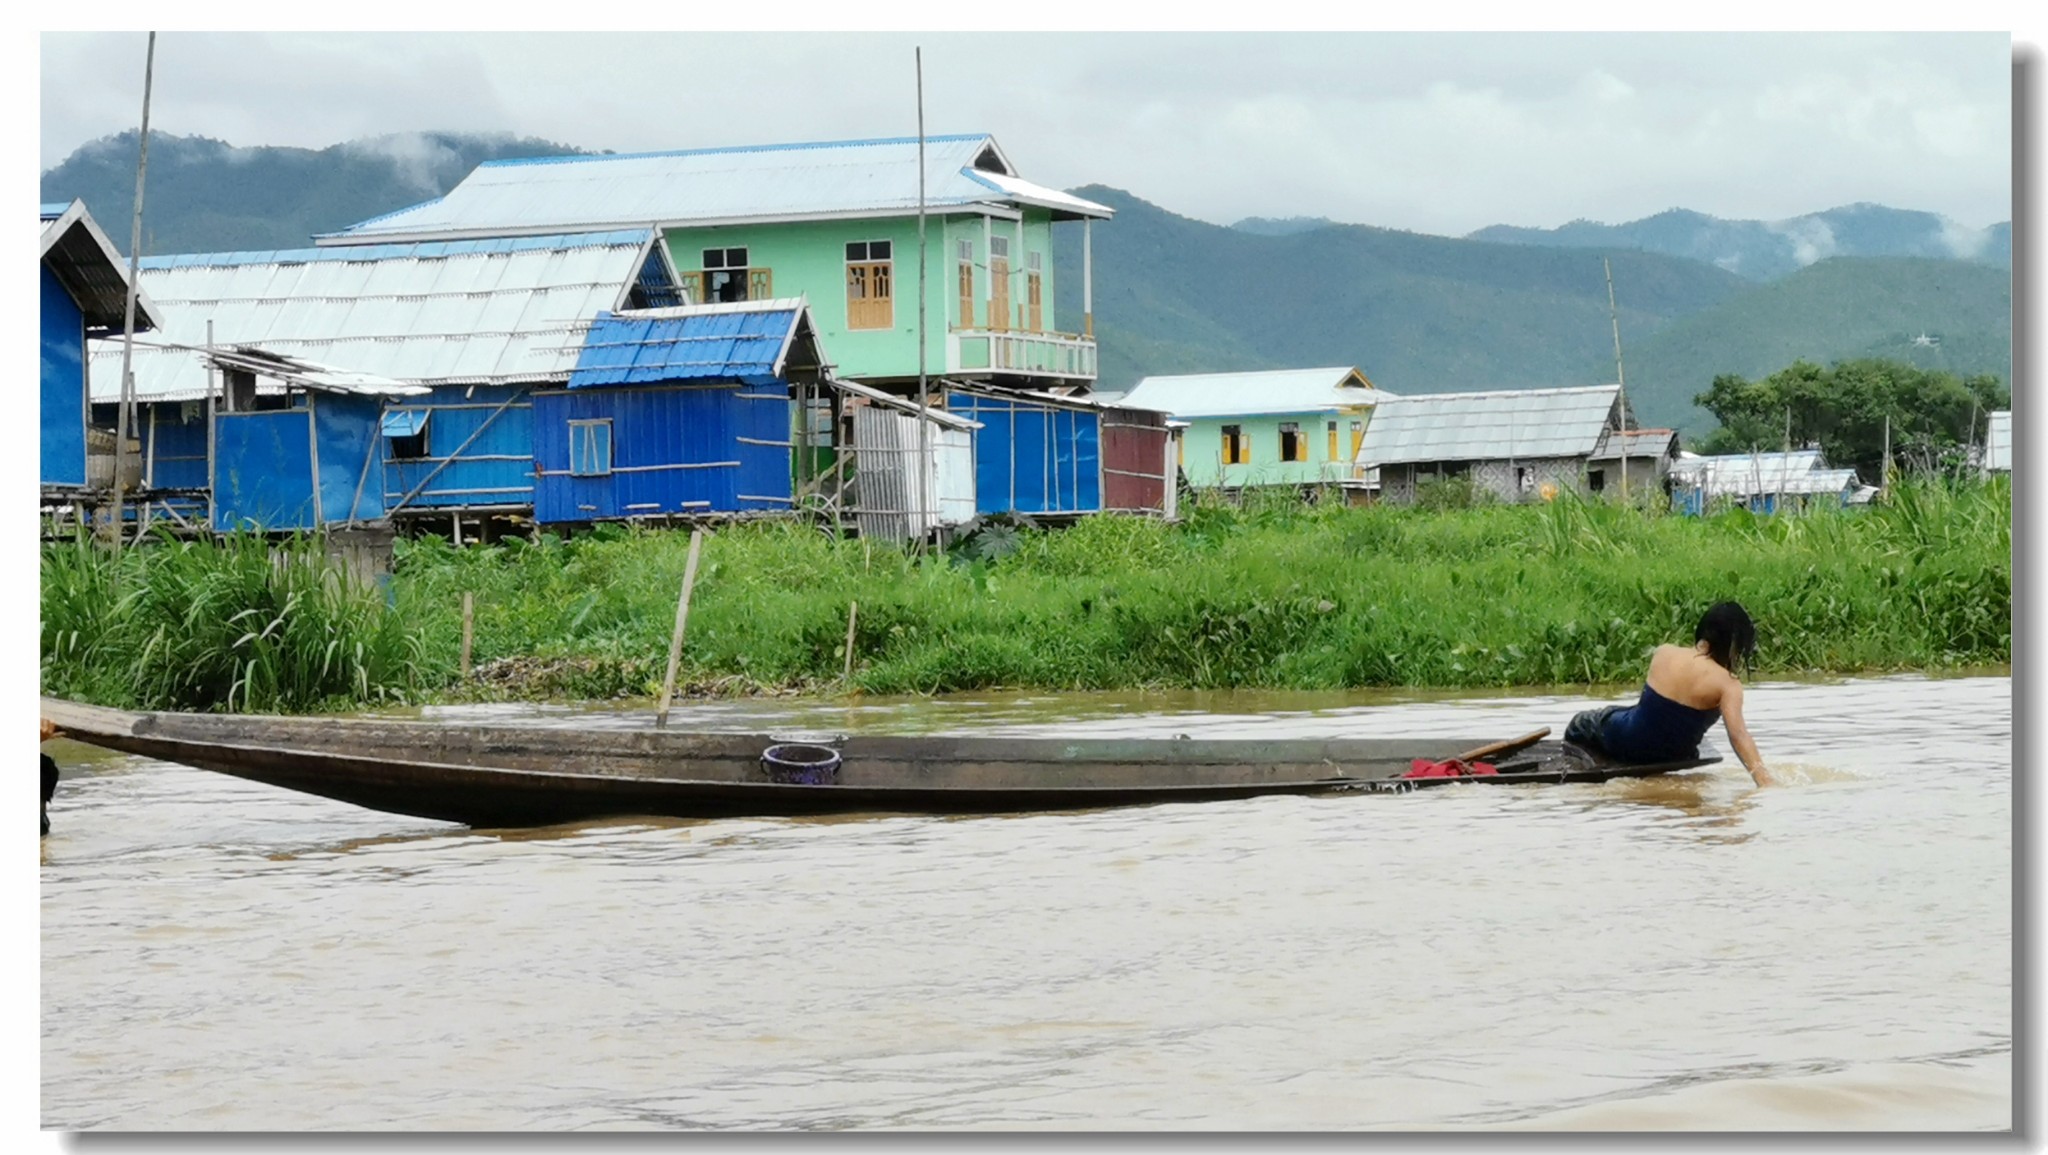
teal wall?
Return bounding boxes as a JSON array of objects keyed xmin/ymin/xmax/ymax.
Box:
[
  {"xmin": 1178, "ymin": 410, "xmax": 1374, "ymax": 488},
  {"xmin": 662, "ymin": 208, "xmax": 1062, "ymax": 385}
]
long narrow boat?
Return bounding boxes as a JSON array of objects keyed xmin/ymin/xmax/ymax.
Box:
[{"xmin": 40, "ymin": 697, "xmax": 1720, "ymax": 828}]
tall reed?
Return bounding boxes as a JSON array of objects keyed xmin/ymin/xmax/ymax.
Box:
[{"xmin": 41, "ymin": 532, "xmax": 428, "ymax": 712}]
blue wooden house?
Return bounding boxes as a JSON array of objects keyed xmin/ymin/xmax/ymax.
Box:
[
  {"xmin": 41, "ymin": 200, "xmax": 161, "ymax": 495},
  {"xmin": 532, "ymin": 300, "xmax": 828, "ymax": 525},
  {"xmin": 202, "ymin": 347, "xmax": 426, "ymax": 532},
  {"xmin": 945, "ymin": 385, "xmax": 1101, "ymax": 516},
  {"xmin": 91, "ymin": 229, "xmax": 683, "ymax": 538}
]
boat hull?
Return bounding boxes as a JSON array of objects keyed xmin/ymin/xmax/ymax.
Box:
[{"xmin": 41, "ymin": 698, "xmax": 1721, "ymax": 828}]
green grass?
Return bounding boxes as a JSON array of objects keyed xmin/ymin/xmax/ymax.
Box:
[{"xmin": 41, "ymin": 476, "xmax": 2011, "ymax": 712}]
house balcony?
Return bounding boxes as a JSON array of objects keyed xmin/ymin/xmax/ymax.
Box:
[{"xmin": 947, "ymin": 327, "xmax": 1097, "ymax": 383}]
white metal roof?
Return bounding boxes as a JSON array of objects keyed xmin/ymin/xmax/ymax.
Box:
[
  {"xmin": 202, "ymin": 346, "xmax": 428, "ymax": 397},
  {"xmin": 321, "ymin": 134, "xmax": 1114, "ymax": 244},
  {"xmin": 1986, "ymin": 409, "xmax": 2012, "ymax": 472},
  {"xmin": 40, "ymin": 199, "xmax": 164, "ymax": 333},
  {"xmin": 1353, "ymin": 385, "xmax": 1621, "ymax": 467},
  {"xmin": 1119, "ymin": 367, "xmax": 1392, "ymax": 420},
  {"xmin": 1591, "ymin": 427, "xmax": 1681, "ymax": 461},
  {"xmin": 87, "ymin": 230, "xmax": 664, "ymax": 403},
  {"xmin": 1669, "ymin": 449, "xmax": 1854, "ymax": 496}
]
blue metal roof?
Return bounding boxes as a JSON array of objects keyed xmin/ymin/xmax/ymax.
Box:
[
  {"xmin": 138, "ymin": 228, "xmax": 656, "ymax": 270},
  {"xmin": 380, "ymin": 410, "xmax": 428, "ymax": 438},
  {"xmin": 41, "ymin": 202, "xmax": 72, "ymax": 221},
  {"xmin": 569, "ymin": 305, "xmax": 802, "ymax": 388}
]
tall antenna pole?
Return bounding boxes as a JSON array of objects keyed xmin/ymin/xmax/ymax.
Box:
[
  {"xmin": 913, "ymin": 46, "xmax": 931, "ymax": 549},
  {"xmin": 1604, "ymin": 257, "xmax": 1628, "ymax": 504},
  {"xmin": 111, "ymin": 31, "xmax": 157, "ymax": 552}
]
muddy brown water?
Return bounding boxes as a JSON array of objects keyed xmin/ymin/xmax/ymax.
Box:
[{"xmin": 39, "ymin": 674, "xmax": 2010, "ymax": 1130}]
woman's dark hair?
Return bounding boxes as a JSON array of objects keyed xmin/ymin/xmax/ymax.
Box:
[{"xmin": 1696, "ymin": 601, "xmax": 1757, "ymax": 673}]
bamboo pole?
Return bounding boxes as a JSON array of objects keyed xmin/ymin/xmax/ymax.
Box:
[
  {"xmin": 1604, "ymin": 257, "xmax": 1628, "ymax": 504},
  {"xmin": 111, "ymin": 31, "xmax": 158, "ymax": 555},
  {"xmin": 913, "ymin": 48, "xmax": 934, "ymax": 550},
  {"xmin": 842, "ymin": 600, "xmax": 859, "ymax": 682},
  {"xmin": 205, "ymin": 318, "xmax": 216, "ymax": 534},
  {"xmin": 655, "ymin": 528, "xmax": 706, "ymax": 728},
  {"xmin": 460, "ymin": 591, "xmax": 475, "ymax": 679}
]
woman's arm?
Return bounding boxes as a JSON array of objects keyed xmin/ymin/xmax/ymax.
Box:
[{"xmin": 1719, "ymin": 681, "xmax": 1773, "ymax": 787}]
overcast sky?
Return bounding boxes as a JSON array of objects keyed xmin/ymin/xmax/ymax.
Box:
[{"xmin": 37, "ymin": 30, "xmax": 2014, "ymax": 236}]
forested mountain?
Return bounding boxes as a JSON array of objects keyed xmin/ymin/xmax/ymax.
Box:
[
  {"xmin": 1466, "ymin": 203, "xmax": 2011, "ymax": 282},
  {"xmin": 42, "ymin": 132, "xmax": 2011, "ymax": 433},
  {"xmin": 41, "ymin": 130, "xmax": 593, "ymax": 254}
]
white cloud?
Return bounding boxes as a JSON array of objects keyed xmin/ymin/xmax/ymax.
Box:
[{"xmin": 39, "ymin": 30, "xmax": 2013, "ymax": 236}]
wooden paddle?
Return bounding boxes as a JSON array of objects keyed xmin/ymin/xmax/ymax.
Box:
[{"xmin": 1447, "ymin": 727, "xmax": 1551, "ymax": 764}]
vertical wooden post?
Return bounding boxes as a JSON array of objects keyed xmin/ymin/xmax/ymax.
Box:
[
  {"xmin": 842, "ymin": 600, "xmax": 859, "ymax": 683},
  {"xmin": 460, "ymin": 591, "xmax": 475, "ymax": 679},
  {"xmin": 655, "ymin": 528, "xmax": 706, "ymax": 728}
]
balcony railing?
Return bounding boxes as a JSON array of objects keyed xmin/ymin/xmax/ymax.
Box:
[{"xmin": 947, "ymin": 328, "xmax": 1097, "ymax": 381}]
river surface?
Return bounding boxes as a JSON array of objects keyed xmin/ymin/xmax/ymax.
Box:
[{"xmin": 40, "ymin": 674, "xmax": 2012, "ymax": 1131}]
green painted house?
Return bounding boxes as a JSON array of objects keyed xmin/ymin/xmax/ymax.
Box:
[
  {"xmin": 1117, "ymin": 367, "xmax": 1393, "ymax": 488},
  {"xmin": 322, "ymin": 134, "xmax": 1113, "ymax": 394}
]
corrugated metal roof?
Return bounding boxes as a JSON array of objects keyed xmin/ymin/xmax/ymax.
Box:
[
  {"xmin": 41, "ymin": 203, "xmax": 71, "ymax": 221},
  {"xmin": 321, "ymin": 134, "xmax": 1113, "ymax": 243},
  {"xmin": 826, "ymin": 377, "xmax": 981, "ymax": 431},
  {"xmin": 202, "ymin": 345, "xmax": 429, "ymax": 397},
  {"xmin": 1119, "ymin": 367, "xmax": 1392, "ymax": 419},
  {"xmin": 1986, "ymin": 409, "xmax": 2012, "ymax": 472},
  {"xmin": 1354, "ymin": 385, "xmax": 1621, "ymax": 466},
  {"xmin": 87, "ymin": 230, "xmax": 663, "ymax": 403},
  {"xmin": 1591, "ymin": 427, "xmax": 1680, "ymax": 461},
  {"xmin": 1669, "ymin": 449, "xmax": 1851, "ymax": 496},
  {"xmin": 568, "ymin": 299, "xmax": 807, "ymax": 388},
  {"xmin": 40, "ymin": 199, "xmax": 163, "ymax": 333}
]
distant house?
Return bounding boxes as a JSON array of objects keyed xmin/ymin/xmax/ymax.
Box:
[
  {"xmin": 1588, "ymin": 427, "xmax": 1681, "ymax": 496},
  {"xmin": 1352, "ymin": 385, "xmax": 1625, "ymax": 504},
  {"xmin": 532, "ymin": 300, "xmax": 830, "ymax": 526},
  {"xmin": 1985, "ymin": 410, "xmax": 2012, "ymax": 475},
  {"xmin": 41, "ymin": 200, "xmax": 161, "ymax": 495},
  {"xmin": 1118, "ymin": 367, "xmax": 1391, "ymax": 491},
  {"xmin": 1669, "ymin": 449, "xmax": 1862, "ymax": 514},
  {"xmin": 319, "ymin": 134, "xmax": 1113, "ymax": 397}
]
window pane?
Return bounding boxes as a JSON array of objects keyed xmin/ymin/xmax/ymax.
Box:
[
  {"xmin": 1027, "ymin": 251, "xmax": 1042, "ymax": 271},
  {"xmin": 957, "ymin": 240, "xmax": 972, "ymax": 260},
  {"xmin": 702, "ymin": 249, "xmax": 722, "ymax": 269},
  {"xmin": 871, "ymin": 240, "xmax": 891, "ymax": 260},
  {"xmin": 990, "ymin": 236, "xmax": 1010, "ymax": 258},
  {"xmin": 846, "ymin": 242, "xmax": 867, "ymax": 262}
]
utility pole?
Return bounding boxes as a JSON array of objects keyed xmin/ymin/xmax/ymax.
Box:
[
  {"xmin": 110, "ymin": 31, "xmax": 157, "ymax": 552},
  {"xmin": 1603, "ymin": 257, "xmax": 1628, "ymax": 504},
  {"xmin": 913, "ymin": 47, "xmax": 931, "ymax": 551}
]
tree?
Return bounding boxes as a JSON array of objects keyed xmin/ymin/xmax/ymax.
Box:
[{"xmin": 1692, "ymin": 358, "xmax": 2007, "ymax": 480}]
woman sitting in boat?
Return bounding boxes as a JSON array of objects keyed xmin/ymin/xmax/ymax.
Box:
[{"xmin": 1565, "ymin": 602, "xmax": 1773, "ymax": 787}]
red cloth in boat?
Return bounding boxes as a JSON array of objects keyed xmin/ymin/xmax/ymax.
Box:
[{"xmin": 1402, "ymin": 758, "xmax": 1499, "ymax": 779}]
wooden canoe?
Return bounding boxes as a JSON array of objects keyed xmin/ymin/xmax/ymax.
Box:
[{"xmin": 39, "ymin": 697, "xmax": 1721, "ymax": 828}]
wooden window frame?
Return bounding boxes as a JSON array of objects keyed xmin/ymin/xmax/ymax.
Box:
[
  {"xmin": 956, "ymin": 240, "xmax": 975, "ymax": 328},
  {"xmin": 388, "ymin": 413, "xmax": 431, "ymax": 463},
  {"xmin": 702, "ymin": 247, "xmax": 752, "ymax": 303},
  {"xmin": 1025, "ymin": 250, "xmax": 1043, "ymax": 331},
  {"xmin": 1278, "ymin": 421, "xmax": 1306, "ymax": 463},
  {"xmin": 845, "ymin": 240, "xmax": 894, "ymax": 331},
  {"xmin": 568, "ymin": 418, "xmax": 614, "ymax": 477},
  {"xmin": 989, "ymin": 235, "xmax": 1011, "ymax": 332},
  {"xmin": 1222, "ymin": 424, "xmax": 1249, "ymax": 466}
]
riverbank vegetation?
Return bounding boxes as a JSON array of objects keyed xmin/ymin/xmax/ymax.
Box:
[{"xmin": 41, "ymin": 476, "xmax": 2009, "ymax": 712}]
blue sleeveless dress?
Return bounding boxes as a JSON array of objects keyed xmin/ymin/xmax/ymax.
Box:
[{"xmin": 1565, "ymin": 683, "xmax": 1720, "ymax": 764}]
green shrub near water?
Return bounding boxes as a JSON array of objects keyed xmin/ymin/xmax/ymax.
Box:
[
  {"xmin": 41, "ymin": 531, "xmax": 427, "ymax": 712},
  {"xmin": 42, "ymin": 476, "xmax": 2010, "ymax": 711}
]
